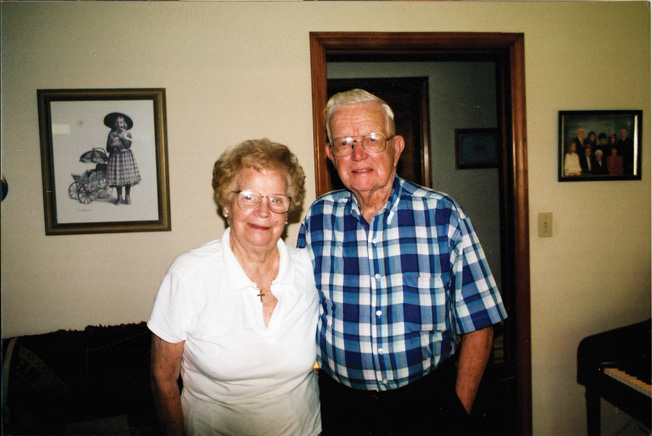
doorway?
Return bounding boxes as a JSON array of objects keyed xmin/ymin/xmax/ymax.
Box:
[{"xmin": 309, "ymin": 32, "xmax": 531, "ymax": 436}]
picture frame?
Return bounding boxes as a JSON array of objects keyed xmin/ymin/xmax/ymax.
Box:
[
  {"xmin": 454, "ymin": 128, "xmax": 499, "ymax": 169},
  {"xmin": 38, "ymin": 88, "xmax": 171, "ymax": 235},
  {"xmin": 558, "ymin": 110, "xmax": 642, "ymax": 182}
]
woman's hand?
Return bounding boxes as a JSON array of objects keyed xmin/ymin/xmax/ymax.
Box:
[{"xmin": 151, "ymin": 335, "xmax": 186, "ymax": 436}]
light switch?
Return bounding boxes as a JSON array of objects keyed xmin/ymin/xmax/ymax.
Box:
[{"xmin": 538, "ymin": 212, "xmax": 553, "ymax": 237}]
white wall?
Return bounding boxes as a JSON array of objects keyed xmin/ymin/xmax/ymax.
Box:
[{"xmin": 1, "ymin": 3, "xmax": 650, "ymax": 436}]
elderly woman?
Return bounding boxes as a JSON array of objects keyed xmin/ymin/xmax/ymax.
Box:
[{"xmin": 148, "ymin": 139, "xmax": 320, "ymax": 436}]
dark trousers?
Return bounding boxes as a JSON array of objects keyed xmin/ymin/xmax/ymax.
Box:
[{"xmin": 318, "ymin": 358, "xmax": 474, "ymax": 436}]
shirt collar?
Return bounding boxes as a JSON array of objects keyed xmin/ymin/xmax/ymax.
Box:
[
  {"xmin": 346, "ymin": 176, "xmax": 403, "ymax": 225},
  {"xmin": 222, "ymin": 227, "xmax": 294, "ymax": 293}
]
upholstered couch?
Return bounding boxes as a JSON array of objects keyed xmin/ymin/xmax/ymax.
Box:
[{"xmin": 2, "ymin": 322, "xmax": 161, "ymax": 435}]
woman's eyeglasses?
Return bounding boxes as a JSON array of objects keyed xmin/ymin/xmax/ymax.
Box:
[{"xmin": 231, "ymin": 190, "xmax": 292, "ymax": 214}]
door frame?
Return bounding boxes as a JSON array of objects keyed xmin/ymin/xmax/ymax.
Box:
[{"xmin": 309, "ymin": 31, "xmax": 531, "ymax": 436}]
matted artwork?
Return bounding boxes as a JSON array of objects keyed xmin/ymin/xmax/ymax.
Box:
[
  {"xmin": 455, "ymin": 128, "xmax": 499, "ymax": 169},
  {"xmin": 38, "ymin": 88, "xmax": 171, "ymax": 235}
]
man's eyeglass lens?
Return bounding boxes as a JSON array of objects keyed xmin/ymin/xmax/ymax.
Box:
[
  {"xmin": 330, "ymin": 133, "xmax": 392, "ymax": 157},
  {"xmin": 233, "ymin": 190, "xmax": 291, "ymax": 213}
]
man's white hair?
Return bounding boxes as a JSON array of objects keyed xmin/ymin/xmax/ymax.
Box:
[{"xmin": 324, "ymin": 89, "xmax": 395, "ymax": 142}]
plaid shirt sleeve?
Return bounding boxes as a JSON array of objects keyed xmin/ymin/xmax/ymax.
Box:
[{"xmin": 446, "ymin": 195, "xmax": 505, "ymax": 335}]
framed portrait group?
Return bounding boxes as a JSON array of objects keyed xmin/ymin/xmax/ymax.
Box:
[{"xmin": 558, "ymin": 110, "xmax": 642, "ymax": 182}]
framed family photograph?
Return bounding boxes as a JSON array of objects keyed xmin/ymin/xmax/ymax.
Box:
[
  {"xmin": 38, "ymin": 88, "xmax": 171, "ymax": 235},
  {"xmin": 454, "ymin": 128, "xmax": 499, "ymax": 169},
  {"xmin": 558, "ymin": 110, "xmax": 642, "ymax": 182}
]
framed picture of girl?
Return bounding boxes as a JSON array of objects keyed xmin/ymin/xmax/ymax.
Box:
[
  {"xmin": 558, "ymin": 110, "xmax": 642, "ymax": 182},
  {"xmin": 38, "ymin": 88, "xmax": 171, "ymax": 235}
]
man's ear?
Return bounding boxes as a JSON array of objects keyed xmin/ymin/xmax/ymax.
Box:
[
  {"xmin": 392, "ymin": 135, "xmax": 406, "ymax": 166},
  {"xmin": 325, "ymin": 142, "xmax": 335, "ymax": 164}
]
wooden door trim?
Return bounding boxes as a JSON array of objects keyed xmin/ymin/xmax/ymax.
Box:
[{"xmin": 309, "ymin": 31, "xmax": 531, "ymax": 436}]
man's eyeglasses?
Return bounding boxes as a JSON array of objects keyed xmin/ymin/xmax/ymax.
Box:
[
  {"xmin": 231, "ymin": 190, "xmax": 292, "ymax": 214},
  {"xmin": 329, "ymin": 133, "xmax": 395, "ymax": 157}
]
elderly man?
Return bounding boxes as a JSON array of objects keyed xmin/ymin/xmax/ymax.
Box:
[
  {"xmin": 617, "ymin": 127, "xmax": 635, "ymax": 175},
  {"xmin": 573, "ymin": 126, "xmax": 586, "ymax": 149},
  {"xmin": 297, "ymin": 89, "xmax": 507, "ymax": 436}
]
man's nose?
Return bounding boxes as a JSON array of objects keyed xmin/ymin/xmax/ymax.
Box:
[{"xmin": 351, "ymin": 140, "xmax": 368, "ymax": 160}]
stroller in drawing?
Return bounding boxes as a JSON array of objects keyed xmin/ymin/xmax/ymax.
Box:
[{"xmin": 68, "ymin": 148, "xmax": 113, "ymax": 204}]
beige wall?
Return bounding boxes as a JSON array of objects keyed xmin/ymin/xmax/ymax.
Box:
[{"xmin": 1, "ymin": 3, "xmax": 650, "ymax": 435}]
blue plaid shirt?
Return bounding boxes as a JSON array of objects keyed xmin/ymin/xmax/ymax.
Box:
[{"xmin": 297, "ymin": 177, "xmax": 507, "ymax": 391}]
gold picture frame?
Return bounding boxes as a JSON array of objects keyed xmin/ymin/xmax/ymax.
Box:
[{"xmin": 38, "ymin": 88, "xmax": 171, "ymax": 235}]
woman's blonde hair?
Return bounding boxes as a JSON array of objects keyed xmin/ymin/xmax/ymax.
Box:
[{"xmin": 212, "ymin": 138, "xmax": 305, "ymax": 215}]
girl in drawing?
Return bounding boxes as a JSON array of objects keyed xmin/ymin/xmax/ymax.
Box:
[{"xmin": 104, "ymin": 112, "xmax": 141, "ymax": 205}]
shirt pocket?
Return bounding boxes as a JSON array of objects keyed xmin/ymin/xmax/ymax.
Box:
[{"xmin": 402, "ymin": 273, "xmax": 447, "ymax": 333}]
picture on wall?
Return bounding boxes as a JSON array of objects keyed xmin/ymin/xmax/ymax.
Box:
[
  {"xmin": 38, "ymin": 88, "xmax": 171, "ymax": 235},
  {"xmin": 454, "ymin": 128, "xmax": 499, "ymax": 169},
  {"xmin": 558, "ymin": 110, "xmax": 642, "ymax": 182}
]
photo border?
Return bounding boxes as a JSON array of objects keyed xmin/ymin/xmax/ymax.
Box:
[{"xmin": 38, "ymin": 88, "xmax": 171, "ymax": 235}]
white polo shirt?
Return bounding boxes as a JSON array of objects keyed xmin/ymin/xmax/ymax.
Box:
[{"xmin": 148, "ymin": 228, "xmax": 320, "ymax": 436}]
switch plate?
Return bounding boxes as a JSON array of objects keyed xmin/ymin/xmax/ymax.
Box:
[{"xmin": 538, "ymin": 212, "xmax": 553, "ymax": 237}]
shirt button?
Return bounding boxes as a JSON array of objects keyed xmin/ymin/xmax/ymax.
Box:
[
  {"xmin": 376, "ymin": 310, "xmax": 382, "ymax": 317},
  {"xmin": 372, "ymin": 238, "xmax": 377, "ymax": 244},
  {"xmin": 375, "ymin": 274, "xmax": 381, "ymax": 280},
  {"xmin": 378, "ymin": 348, "xmax": 384, "ymax": 354}
]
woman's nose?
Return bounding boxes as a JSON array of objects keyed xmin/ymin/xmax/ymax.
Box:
[{"xmin": 255, "ymin": 197, "xmax": 272, "ymax": 216}]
